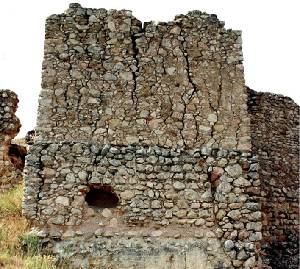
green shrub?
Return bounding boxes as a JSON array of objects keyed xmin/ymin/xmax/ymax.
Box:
[{"xmin": 21, "ymin": 233, "xmax": 41, "ymax": 255}]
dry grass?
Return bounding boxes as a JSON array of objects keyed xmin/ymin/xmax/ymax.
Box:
[
  {"xmin": 0, "ymin": 184, "xmax": 68, "ymax": 269},
  {"xmin": 0, "ymin": 184, "xmax": 23, "ymax": 215}
]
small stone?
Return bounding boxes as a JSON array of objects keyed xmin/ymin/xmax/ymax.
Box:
[
  {"xmin": 146, "ymin": 155, "xmax": 158, "ymax": 164},
  {"xmin": 150, "ymin": 230, "xmax": 163, "ymax": 237},
  {"xmin": 246, "ymin": 222, "xmax": 262, "ymax": 231},
  {"xmin": 243, "ymin": 256, "xmax": 256, "ymax": 267},
  {"xmin": 206, "ymin": 231, "xmax": 216, "ymax": 238},
  {"xmin": 184, "ymin": 189, "xmax": 199, "ymax": 200},
  {"xmin": 43, "ymin": 168, "xmax": 56, "ymax": 178},
  {"xmin": 89, "ymin": 15, "xmax": 99, "ymax": 23},
  {"xmin": 216, "ymin": 209, "xmax": 226, "ymax": 220},
  {"xmin": 171, "ymin": 165, "xmax": 182, "ymax": 173},
  {"xmin": 207, "ymin": 113, "xmax": 218, "ymax": 123},
  {"xmin": 249, "ymin": 232, "xmax": 262, "ymax": 241},
  {"xmin": 237, "ymin": 249, "xmax": 248, "ymax": 260},
  {"xmin": 70, "ymin": 70, "xmax": 83, "ymax": 79},
  {"xmin": 148, "ymin": 189, "xmax": 155, "ymax": 198},
  {"xmin": 195, "ymin": 218, "xmax": 205, "ymax": 226},
  {"xmin": 201, "ymin": 190, "xmax": 212, "ymax": 202},
  {"xmin": 109, "ymin": 218, "xmax": 118, "ymax": 227},
  {"xmin": 227, "ymin": 210, "xmax": 241, "ymax": 220},
  {"xmin": 195, "ymin": 231, "xmax": 204, "ymax": 238},
  {"xmin": 120, "ymin": 71, "xmax": 133, "ymax": 81},
  {"xmin": 225, "ymin": 164, "xmax": 243, "ymax": 178},
  {"xmin": 51, "ymin": 215, "xmax": 65, "ymax": 225},
  {"xmin": 200, "ymin": 147, "xmax": 212, "ymax": 155},
  {"xmin": 86, "ymin": 207, "xmax": 95, "ymax": 217},
  {"xmin": 95, "ymin": 229, "xmax": 103, "ymax": 237},
  {"xmin": 54, "ymin": 88, "xmax": 64, "ymax": 96},
  {"xmin": 120, "ymin": 190, "xmax": 134, "ymax": 200},
  {"xmin": 238, "ymin": 229, "xmax": 249, "ymax": 240},
  {"xmin": 244, "ymin": 242, "xmax": 254, "ymax": 251},
  {"xmin": 175, "ymin": 210, "xmax": 187, "ymax": 218},
  {"xmin": 216, "ymin": 181, "xmax": 232, "ymax": 194},
  {"xmin": 74, "ymin": 46, "xmax": 84, "ymax": 53},
  {"xmin": 245, "ymin": 202, "xmax": 260, "ymax": 211},
  {"xmin": 63, "ymin": 230, "xmax": 75, "ymax": 238},
  {"xmin": 232, "ymin": 260, "xmax": 243, "ymax": 267},
  {"xmin": 224, "ymin": 240, "xmax": 234, "ymax": 251},
  {"xmin": 211, "ymin": 167, "xmax": 224, "ymax": 181},
  {"xmin": 102, "ymin": 208, "xmax": 112, "ymax": 218},
  {"xmin": 170, "ymin": 26, "xmax": 181, "ymax": 34},
  {"xmin": 103, "ymin": 231, "xmax": 113, "ymax": 237},
  {"xmin": 103, "ymin": 73, "xmax": 117, "ymax": 81},
  {"xmin": 174, "ymin": 233, "xmax": 181, "ymax": 239},
  {"xmin": 78, "ymin": 171, "xmax": 88, "ymax": 180},
  {"xmin": 173, "ymin": 181, "xmax": 185, "ymax": 190},
  {"xmin": 107, "ymin": 20, "xmax": 116, "ymax": 31},
  {"xmin": 55, "ymin": 196, "xmax": 70, "ymax": 206},
  {"xmin": 49, "ymin": 229, "xmax": 62, "ymax": 238},
  {"xmin": 177, "ymin": 199, "xmax": 188, "ymax": 209},
  {"xmin": 187, "ymin": 211, "xmax": 197, "ymax": 218},
  {"xmin": 166, "ymin": 67, "xmax": 176, "ymax": 75},
  {"xmin": 125, "ymin": 135, "xmax": 139, "ymax": 144},
  {"xmin": 233, "ymin": 177, "xmax": 251, "ymax": 187},
  {"xmin": 151, "ymin": 200, "xmax": 161, "ymax": 209}
]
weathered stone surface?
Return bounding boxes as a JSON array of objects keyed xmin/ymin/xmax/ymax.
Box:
[
  {"xmin": 248, "ymin": 88, "xmax": 299, "ymax": 269},
  {"xmin": 55, "ymin": 196, "xmax": 70, "ymax": 206},
  {"xmin": 225, "ymin": 164, "xmax": 243, "ymax": 178},
  {"xmin": 173, "ymin": 181, "xmax": 186, "ymax": 190},
  {"xmin": 224, "ymin": 240, "xmax": 235, "ymax": 251}
]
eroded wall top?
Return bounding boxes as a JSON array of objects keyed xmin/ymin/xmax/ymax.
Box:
[
  {"xmin": 37, "ymin": 3, "xmax": 250, "ymax": 150},
  {"xmin": 0, "ymin": 89, "xmax": 21, "ymax": 142},
  {"xmin": 0, "ymin": 89, "xmax": 23, "ymax": 189}
]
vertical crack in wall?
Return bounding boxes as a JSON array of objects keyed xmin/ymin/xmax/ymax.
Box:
[
  {"xmin": 180, "ymin": 33, "xmax": 197, "ymax": 102},
  {"xmin": 207, "ymin": 88, "xmax": 215, "ymax": 114},
  {"xmin": 177, "ymin": 27, "xmax": 199, "ymax": 148},
  {"xmin": 210, "ymin": 65, "xmax": 222, "ymax": 144},
  {"xmin": 131, "ymin": 32, "xmax": 139, "ymax": 112},
  {"xmin": 179, "ymin": 93, "xmax": 187, "ymax": 148},
  {"xmin": 194, "ymin": 110, "xmax": 201, "ymax": 145}
]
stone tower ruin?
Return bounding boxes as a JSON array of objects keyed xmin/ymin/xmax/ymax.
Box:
[{"xmin": 23, "ymin": 4, "xmax": 299, "ymax": 269}]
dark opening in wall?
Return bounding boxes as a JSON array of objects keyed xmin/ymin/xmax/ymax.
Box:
[
  {"xmin": 85, "ymin": 185, "xmax": 119, "ymax": 208},
  {"xmin": 8, "ymin": 144, "xmax": 27, "ymax": 170}
]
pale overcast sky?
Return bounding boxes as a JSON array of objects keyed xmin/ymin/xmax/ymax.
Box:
[{"xmin": 0, "ymin": 0, "xmax": 299, "ymax": 137}]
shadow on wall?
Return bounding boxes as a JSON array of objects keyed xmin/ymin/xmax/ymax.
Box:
[
  {"xmin": 85, "ymin": 184, "xmax": 119, "ymax": 209},
  {"xmin": 8, "ymin": 144, "xmax": 27, "ymax": 171}
]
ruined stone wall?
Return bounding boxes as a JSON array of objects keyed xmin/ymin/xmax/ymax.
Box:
[
  {"xmin": 23, "ymin": 3, "xmax": 299, "ymax": 269},
  {"xmin": 0, "ymin": 89, "xmax": 23, "ymax": 189},
  {"xmin": 23, "ymin": 4, "xmax": 259, "ymax": 268},
  {"xmin": 36, "ymin": 3, "xmax": 250, "ymax": 150},
  {"xmin": 248, "ymin": 88, "xmax": 299, "ymax": 269},
  {"xmin": 24, "ymin": 143, "xmax": 261, "ymax": 268}
]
